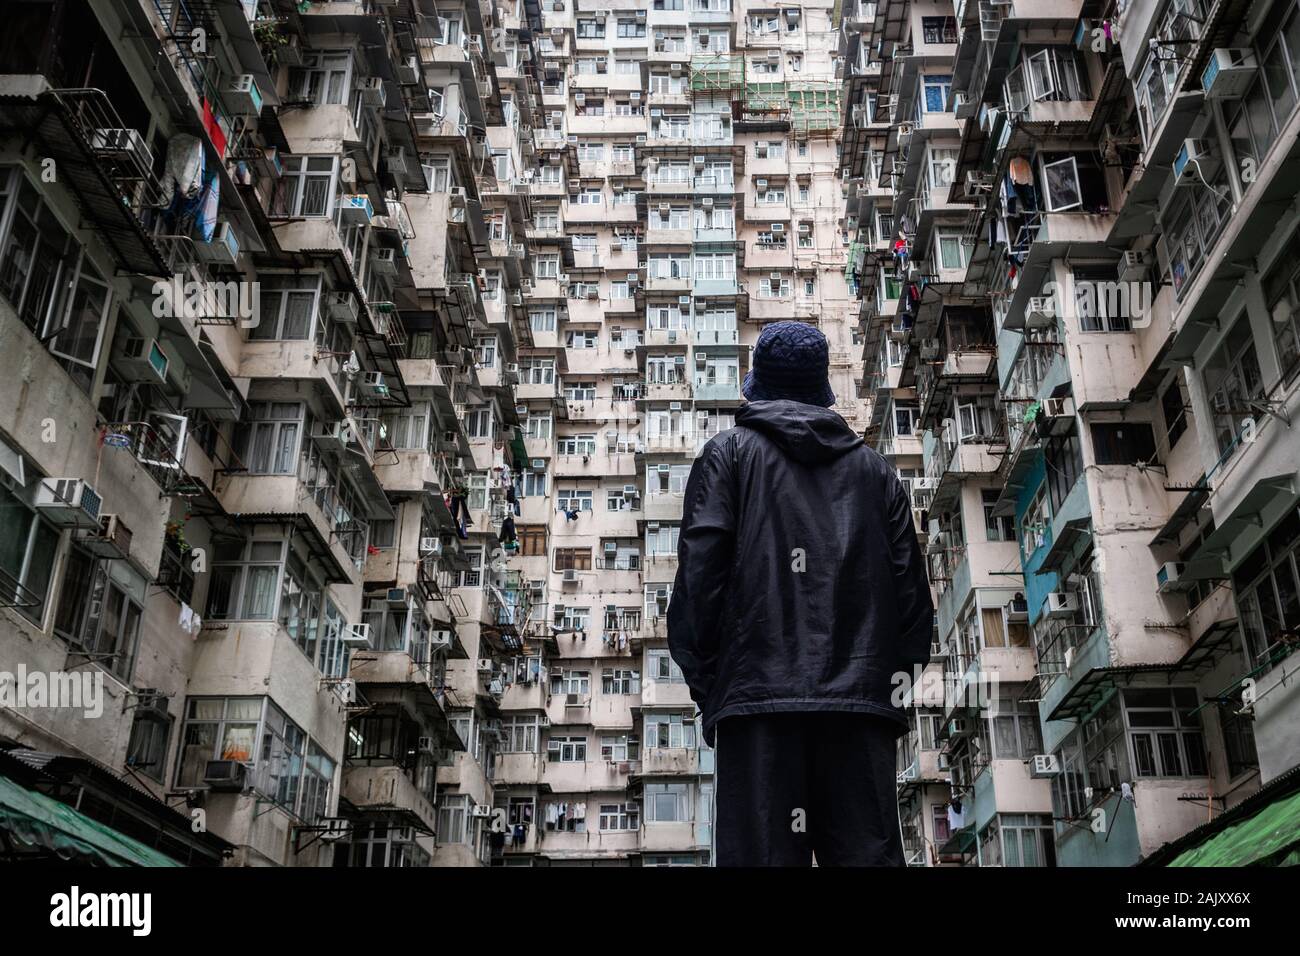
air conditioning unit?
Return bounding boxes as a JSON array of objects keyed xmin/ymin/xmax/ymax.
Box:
[
  {"xmin": 90, "ymin": 128, "xmax": 151, "ymax": 168},
  {"xmin": 417, "ymin": 736, "xmax": 438, "ymax": 755},
  {"xmin": 1201, "ymin": 48, "xmax": 1258, "ymax": 99},
  {"xmin": 1119, "ymin": 250, "xmax": 1150, "ymax": 283},
  {"xmin": 398, "ymin": 55, "xmax": 420, "ymax": 85},
  {"xmin": 531, "ymin": 458, "xmax": 546, "ymax": 471},
  {"xmin": 565, "ymin": 692, "xmax": 584, "ymax": 707},
  {"xmin": 33, "ymin": 478, "xmax": 103, "ymax": 529},
  {"xmin": 420, "ymin": 537, "xmax": 443, "ymax": 556},
  {"xmin": 1030, "ymin": 753, "xmax": 1062, "ymax": 778},
  {"xmin": 771, "ymin": 222, "xmax": 785, "ymax": 233},
  {"xmin": 1174, "ymin": 138, "xmax": 1221, "ymax": 184},
  {"xmin": 1025, "ymin": 296, "xmax": 1055, "ymax": 328},
  {"xmin": 326, "ymin": 291, "xmax": 359, "ymax": 323},
  {"xmin": 702, "ymin": 197, "xmax": 714, "ymax": 210},
  {"xmin": 202, "ymin": 760, "xmax": 249, "ymax": 792},
  {"xmin": 360, "ymin": 371, "xmax": 390, "ymax": 397},
  {"xmin": 1157, "ymin": 561, "xmax": 1187, "ymax": 593},
  {"xmin": 755, "ymin": 178, "xmax": 768, "ymax": 191},
  {"xmin": 225, "ymin": 74, "xmax": 263, "ymax": 116},
  {"xmin": 386, "ymin": 587, "xmax": 408, "ymax": 606},
  {"xmin": 386, "ymin": 147, "xmax": 412, "ymax": 177},
  {"xmin": 477, "ymin": 658, "xmax": 494, "ymax": 673},
  {"xmin": 342, "ymin": 623, "xmax": 371, "ymax": 646},
  {"xmin": 1037, "ymin": 396, "xmax": 1076, "ymax": 437},
  {"xmin": 1045, "ymin": 592, "xmax": 1079, "ymax": 619},
  {"xmin": 357, "ymin": 76, "xmax": 387, "ymax": 107},
  {"xmin": 562, "ymin": 568, "xmax": 579, "ymax": 585},
  {"xmin": 1006, "ymin": 593, "xmax": 1029, "ymax": 621},
  {"xmin": 197, "ymin": 220, "xmax": 240, "ymax": 264},
  {"xmin": 81, "ymin": 513, "xmax": 133, "ymax": 560},
  {"xmin": 470, "ymin": 804, "xmax": 494, "ymax": 819},
  {"xmin": 947, "ymin": 717, "xmax": 972, "ymax": 738},
  {"xmin": 116, "ymin": 335, "xmax": 169, "ymax": 383},
  {"xmin": 430, "ymin": 629, "xmax": 453, "ymax": 651}
]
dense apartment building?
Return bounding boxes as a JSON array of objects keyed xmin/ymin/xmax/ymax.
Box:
[
  {"xmin": 491, "ymin": 0, "xmax": 865, "ymax": 867},
  {"xmin": 0, "ymin": 0, "xmax": 868, "ymax": 869},
  {"xmin": 841, "ymin": 0, "xmax": 1300, "ymax": 866},
  {"xmin": 0, "ymin": 0, "xmax": 535, "ymax": 867}
]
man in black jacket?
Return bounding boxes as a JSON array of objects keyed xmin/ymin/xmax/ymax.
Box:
[{"xmin": 668, "ymin": 321, "xmax": 934, "ymax": 867}]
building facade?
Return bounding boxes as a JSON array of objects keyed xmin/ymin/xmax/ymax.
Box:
[
  {"xmin": 0, "ymin": 0, "xmax": 866, "ymax": 868},
  {"xmin": 840, "ymin": 0, "xmax": 1300, "ymax": 866}
]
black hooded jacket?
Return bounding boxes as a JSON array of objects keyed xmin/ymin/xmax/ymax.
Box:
[{"xmin": 667, "ymin": 400, "xmax": 934, "ymax": 746}]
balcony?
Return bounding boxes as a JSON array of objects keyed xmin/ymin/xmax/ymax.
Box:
[
  {"xmin": 640, "ymin": 747, "xmax": 701, "ymax": 775},
  {"xmin": 692, "ymin": 380, "xmax": 742, "ymax": 402}
]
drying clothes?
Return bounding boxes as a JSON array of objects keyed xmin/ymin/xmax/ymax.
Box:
[
  {"xmin": 505, "ymin": 484, "xmax": 521, "ymax": 516},
  {"xmin": 160, "ymin": 133, "xmax": 204, "ymax": 202},
  {"xmin": 490, "ymin": 829, "xmax": 507, "ymax": 851},
  {"xmin": 512, "ymin": 824, "xmax": 526, "ymax": 846},
  {"xmin": 1008, "ymin": 155, "xmax": 1033, "ymax": 185},
  {"xmin": 499, "ymin": 516, "xmax": 517, "ymax": 544},
  {"xmin": 947, "ymin": 798, "xmax": 966, "ymax": 831},
  {"xmin": 194, "ymin": 171, "xmax": 220, "ymax": 243}
]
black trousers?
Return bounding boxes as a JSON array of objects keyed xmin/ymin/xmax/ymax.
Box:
[{"xmin": 713, "ymin": 712, "xmax": 904, "ymax": 867}]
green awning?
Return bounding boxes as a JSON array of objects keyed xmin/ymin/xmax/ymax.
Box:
[
  {"xmin": 0, "ymin": 774, "xmax": 181, "ymax": 867},
  {"xmin": 1168, "ymin": 788, "xmax": 1300, "ymax": 867}
]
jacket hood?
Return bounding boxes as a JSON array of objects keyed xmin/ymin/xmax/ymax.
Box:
[{"xmin": 736, "ymin": 400, "xmax": 864, "ymax": 464}]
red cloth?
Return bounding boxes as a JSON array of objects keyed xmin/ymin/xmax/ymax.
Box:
[{"xmin": 202, "ymin": 98, "xmax": 227, "ymax": 157}]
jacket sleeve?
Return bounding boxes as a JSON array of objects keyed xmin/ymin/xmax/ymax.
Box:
[
  {"xmin": 886, "ymin": 471, "xmax": 935, "ymax": 669},
  {"xmin": 667, "ymin": 435, "xmax": 737, "ymax": 710}
]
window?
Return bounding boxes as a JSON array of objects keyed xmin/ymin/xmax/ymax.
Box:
[
  {"xmin": 288, "ymin": 51, "xmax": 353, "ymax": 104},
  {"xmin": 205, "ymin": 538, "xmax": 286, "ymax": 621},
  {"xmin": 233, "ymin": 402, "xmax": 304, "ymax": 475},
  {"xmin": 935, "ymin": 229, "xmax": 967, "ymax": 271},
  {"xmin": 982, "ymin": 489, "xmax": 1015, "ymax": 541},
  {"xmin": 1124, "ymin": 688, "xmax": 1207, "ymax": 778},
  {"xmin": 529, "ymin": 307, "xmax": 557, "ymax": 331},
  {"xmin": 648, "ymin": 649, "xmax": 685, "ymax": 683},
  {"xmin": 343, "ymin": 824, "xmax": 430, "ymax": 867},
  {"xmin": 177, "ymin": 696, "xmax": 335, "ymax": 820},
  {"xmin": 249, "ymin": 282, "xmax": 319, "ymax": 341},
  {"xmin": 275, "ymin": 156, "xmax": 339, "ymax": 218},
  {"xmin": 1203, "ymin": 315, "xmax": 1265, "ymax": 456},
  {"xmin": 126, "ymin": 708, "xmax": 172, "ymax": 782},
  {"xmin": 644, "ymin": 782, "xmax": 689, "ymax": 822},
  {"xmin": 503, "ymin": 715, "xmax": 540, "ymax": 753},
  {"xmin": 0, "ymin": 169, "xmax": 115, "ymax": 385},
  {"xmin": 554, "ymin": 547, "xmax": 592, "ymax": 571},
  {"xmin": 0, "ymin": 480, "xmax": 60, "ymax": 625},
  {"xmin": 1090, "ymin": 422, "xmax": 1158, "ymax": 466},
  {"xmin": 922, "ymin": 74, "xmax": 952, "ymax": 112},
  {"xmin": 547, "ymin": 735, "xmax": 588, "ymax": 762},
  {"xmin": 1233, "ymin": 507, "xmax": 1300, "ymax": 664},
  {"xmin": 922, "ymin": 16, "xmax": 958, "ymax": 44},
  {"xmin": 644, "ymin": 712, "xmax": 696, "ymax": 749},
  {"xmin": 465, "ymin": 405, "xmax": 494, "ymax": 439},
  {"xmin": 437, "ymin": 794, "xmax": 471, "ymax": 844},
  {"xmin": 600, "ymin": 734, "xmax": 640, "ymax": 763},
  {"xmin": 646, "ymin": 523, "xmax": 680, "ymax": 556},
  {"xmin": 997, "ymin": 814, "xmax": 1056, "ymax": 867},
  {"xmin": 602, "ymin": 669, "xmax": 641, "ymax": 694},
  {"xmin": 518, "ymin": 525, "xmax": 547, "ymax": 557},
  {"xmin": 1073, "ymin": 270, "xmax": 1133, "ymax": 333},
  {"xmin": 51, "ymin": 547, "xmax": 145, "ymax": 682},
  {"xmin": 1043, "ymin": 431, "xmax": 1083, "ymax": 512},
  {"xmin": 599, "ymin": 802, "xmax": 640, "ymax": 830}
]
